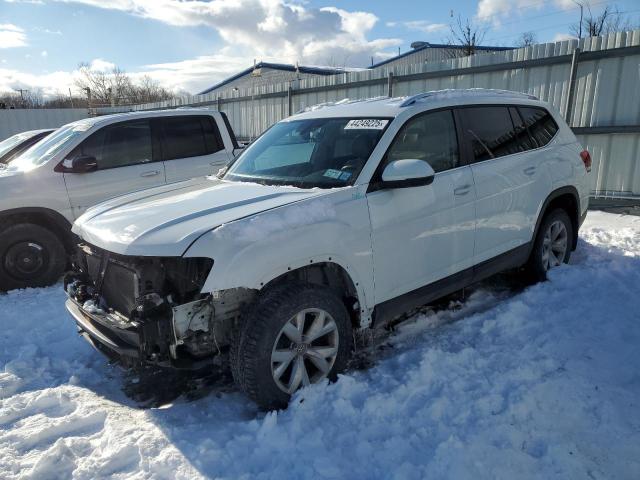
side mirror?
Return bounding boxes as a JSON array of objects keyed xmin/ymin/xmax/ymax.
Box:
[
  {"xmin": 378, "ymin": 159, "xmax": 435, "ymax": 189},
  {"xmin": 58, "ymin": 155, "xmax": 98, "ymax": 173}
]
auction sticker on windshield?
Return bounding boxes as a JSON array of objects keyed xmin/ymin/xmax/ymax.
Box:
[{"xmin": 344, "ymin": 119, "xmax": 388, "ymax": 129}]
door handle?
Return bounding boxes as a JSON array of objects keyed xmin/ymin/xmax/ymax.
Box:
[
  {"xmin": 454, "ymin": 184, "xmax": 471, "ymax": 196},
  {"xmin": 140, "ymin": 170, "xmax": 160, "ymax": 177},
  {"xmin": 523, "ymin": 166, "xmax": 536, "ymax": 176}
]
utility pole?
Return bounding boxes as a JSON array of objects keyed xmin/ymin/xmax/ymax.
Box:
[
  {"xmin": 83, "ymin": 87, "xmax": 92, "ymax": 110},
  {"xmin": 573, "ymin": 0, "xmax": 584, "ymax": 38},
  {"xmin": 16, "ymin": 88, "xmax": 29, "ymax": 107}
]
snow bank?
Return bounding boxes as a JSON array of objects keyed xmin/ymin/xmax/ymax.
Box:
[{"xmin": 1, "ymin": 211, "xmax": 639, "ymax": 479}]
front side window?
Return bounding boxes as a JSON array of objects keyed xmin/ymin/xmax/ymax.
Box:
[
  {"xmin": 462, "ymin": 107, "xmax": 522, "ymax": 162},
  {"xmin": 385, "ymin": 109, "xmax": 459, "ymax": 173},
  {"xmin": 160, "ymin": 116, "xmax": 223, "ymax": 161},
  {"xmin": 518, "ymin": 107, "xmax": 559, "ymax": 148},
  {"xmin": 224, "ymin": 117, "xmax": 389, "ymax": 188},
  {"xmin": 69, "ymin": 120, "xmax": 153, "ymax": 169}
]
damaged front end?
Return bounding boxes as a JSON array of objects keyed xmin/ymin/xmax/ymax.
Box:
[{"xmin": 64, "ymin": 243, "xmax": 255, "ymax": 369}]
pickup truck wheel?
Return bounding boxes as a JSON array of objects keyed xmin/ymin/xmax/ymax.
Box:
[
  {"xmin": 0, "ymin": 223, "xmax": 66, "ymax": 291},
  {"xmin": 231, "ymin": 284, "xmax": 352, "ymax": 410},
  {"xmin": 525, "ymin": 208, "xmax": 573, "ymax": 282}
]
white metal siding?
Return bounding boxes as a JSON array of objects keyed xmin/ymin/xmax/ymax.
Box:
[
  {"xmin": 0, "ymin": 109, "xmax": 89, "ymax": 141},
  {"xmin": 95, "ymin": 30, "xmax": 640, "ymax": 197}
]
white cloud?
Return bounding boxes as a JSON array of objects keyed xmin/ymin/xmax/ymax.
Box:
[
  {"xmin": 140, "ymin": 54, "xmax": 250, "ymax": 92},
  {"xmin": 1, "ymin": 1, "xmax": 403, "ymax": 96},
  {"xmin": 0, "ymin": 67, "xmax": 75, "ymax": 96},
  {"xmin": 0, "ymin": 24, "xmax": 28, "ymax": 48},
  {"xmin": 476, "ymin": 0, "xmax": 575, "ymax": 25},
  {"xmin": 40, "ymin": 50, "xmax": 48, "ymax": 57},
  {"xmin": 553, "ymin": 32, "xmax": 577, "ymax": 42},
  {"xmin": 48, "ymin": 0, "xmax": 401, "ymax": 65},
  {"xmin": 89, "ymin": 58, "xmax": 116, "ymax": 72}
]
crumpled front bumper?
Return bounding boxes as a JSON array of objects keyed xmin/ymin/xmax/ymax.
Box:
[{"xmin": 66, "ymin": 297, "xmax": 140, "ymax": 363}]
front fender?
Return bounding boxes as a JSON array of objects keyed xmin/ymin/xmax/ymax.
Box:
[{"xmin": 184, "ymin": 186, "xmax": 376, "ymax": 321}]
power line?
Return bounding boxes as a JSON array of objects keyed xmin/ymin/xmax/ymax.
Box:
[
  {"xmin": 483, "ymin": 7, "xmax": 640, "ymax": 43},
  {"xmin": 482, "ymin": 0, "xmax": 613, "ymax": 29}
]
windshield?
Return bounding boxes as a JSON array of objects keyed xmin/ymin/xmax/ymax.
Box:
[
  {"xmin": 9, "ymin": 124, "xmax": 86, "ymax": 171},
  {"xmin": 0, "ymin": 131, "xmax": 39, "ymax": 160},
  {"xmin": 224, "ymin": 117, "xmax": 390, "ymax": 188}
]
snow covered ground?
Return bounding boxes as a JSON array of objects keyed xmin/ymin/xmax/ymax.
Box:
[{"xmin": 1, "ymin": 211, "xmax": 639, "ymax": 479}]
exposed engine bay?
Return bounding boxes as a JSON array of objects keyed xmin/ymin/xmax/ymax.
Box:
[{"xmin": 64, "ymin": 243, "xmax": 256, "ymax": 368}]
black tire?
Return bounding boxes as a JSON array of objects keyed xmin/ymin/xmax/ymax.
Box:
[
  {"xmin": 231, "ymin": 283, "xmax": 353, "ymax": 410},
  {"xmin": 524, "ymin": 208, "xmax": 573, "ymax": 282},
  {"xmin": 0, "ymin": 223, "xmax": 66, "ymax": 291}
]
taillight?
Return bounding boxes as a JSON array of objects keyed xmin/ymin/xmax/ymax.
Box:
[{"xmin": 580, "ymin": 150, "xmax": 592, "ymax": 172}]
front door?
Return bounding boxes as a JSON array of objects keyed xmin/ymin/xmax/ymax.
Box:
[
  {"xmin": 63, "ymin": 119, "xmax": 165, "ymax": 218},
  {"xmin": 366, "ymin": 109, "xmax": 476, "ymax": 304}
]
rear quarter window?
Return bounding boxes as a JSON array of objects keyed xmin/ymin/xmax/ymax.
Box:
[{"xmin": 517, "ymin": 107, "xmax": 559, "ymax": 148}]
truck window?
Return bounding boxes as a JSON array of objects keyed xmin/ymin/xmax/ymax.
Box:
[
  {"xmin": 69, "ymin": 120, "xmax": 153, "ymax": 169},
  {"xmin": 160, "ymin": 116, "xmax": 223, "ymax": 161}
]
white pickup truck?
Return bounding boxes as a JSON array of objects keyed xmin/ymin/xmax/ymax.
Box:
[{"xmin": 0, "ymin": 109, "xmax": 241, "ymax": 290}]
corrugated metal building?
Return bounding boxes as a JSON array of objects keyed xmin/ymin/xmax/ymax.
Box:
[
  {"xmin": 370, "ymin": 42, "xmax": 514, "ymax": 70},
  {"xmin": 198, "ymin": 62, "xmax": 364, "ymax": 97}
]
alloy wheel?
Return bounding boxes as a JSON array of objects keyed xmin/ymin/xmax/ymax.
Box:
[
  {"xmin": 270, "ymin": 308, "xmax": 339, "ymax": 394},
  {"xmin": 541, "ymin": 220, "xmax": 568, "ymax": 271}
]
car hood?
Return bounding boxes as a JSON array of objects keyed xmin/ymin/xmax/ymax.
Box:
[{"xmin": 73, "ymin": 178, "xmax": 329, "ymax": 256}]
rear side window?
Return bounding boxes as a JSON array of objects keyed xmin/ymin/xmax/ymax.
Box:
[
  {"xmin": 386, "ymin": 109, "xmax": 459, "ymax": 173},
  {"xmin": 69, "ymin": 120, "xmax": 153, "ymax": 169},
  {"xmin": 509, "ymin": 107, "xmax": 536, "ymax": 152},
  {"xmin": 461, "ymin": 107, "xmax": 522, "ymax": 162},
  {"xmin": 160, "ymin": 116, "xmax": 223, "ymax": 161},
  {"xmin": 518, "ymin": 107, "xmax": 559, "ymax": 148}
]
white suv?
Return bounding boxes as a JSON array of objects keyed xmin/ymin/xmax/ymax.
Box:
[
  {"xmin": 0, "ymin": 109, "xmax": 240, "ymax": 290},
  {"xmin": 64, "ymin": 90, "xmax": 591, "ymax": 409}
]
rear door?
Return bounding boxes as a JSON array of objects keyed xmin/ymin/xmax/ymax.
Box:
[
  {"xmin": 366, "ymin": 109, "xmax": 476, "ymax": 303},
  {"xmin": 63, "ymin": 119, "xmax": 165, "ymax": 218},
  {"xmin": 459, "ymin": 105, "xmax": 551, "ymax": 263},
  {"xmin": 159, "ymin": 115, "xmax": 232, "ymax": 183}
]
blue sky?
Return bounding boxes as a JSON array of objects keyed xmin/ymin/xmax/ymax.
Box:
[{"xmin": 1, "ymin": 0, "xmax": 639, "ymax": 96}]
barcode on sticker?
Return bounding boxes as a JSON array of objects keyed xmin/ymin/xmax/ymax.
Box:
[{"xmin": 344, "ymin": 119, "xmax": 388, "ymax": 130}]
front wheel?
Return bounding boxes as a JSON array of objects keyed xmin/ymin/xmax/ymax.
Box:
[
  {"xmin": 0, "ymin": 223, "xmax": 67, "ymax": 291},
  {"xmin": 231, "ymin": 284, "xmax": 353, "ymax": 410},
  {"xmin": 525, "ymin": 208, "xmax": 573, "ymax": 282}
]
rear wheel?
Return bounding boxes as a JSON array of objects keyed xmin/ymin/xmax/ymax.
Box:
[
  {"xmin": 231, "ymin": 283, "xmax": 352, "ymax": 410},
  {"xmin": 0, "ymin": 223, "xmax": 66, "ymax": 291},
  {"xmin": 525, "ymin": 208, "xmax": 573, "ymax": 281}
]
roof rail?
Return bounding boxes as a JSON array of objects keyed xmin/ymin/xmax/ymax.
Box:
[{"xmin": 399, "ymin": 89, "xmax": 538, "ymax": 107}]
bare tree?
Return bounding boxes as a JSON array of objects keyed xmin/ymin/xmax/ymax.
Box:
[
  {"xmin": 446, "ymin": 16, "xmax": 487, "ymax": 58},
  {"xmin": 516, "ymin": 31, "xmax": 538, "ymax": 48},
  {"xmin": 74, "ymin": 63, "xmax": 174, "ymax": 106},
  {"xmin": 570, "ymin": 4, "xmax": 639, "ymax": 38}
]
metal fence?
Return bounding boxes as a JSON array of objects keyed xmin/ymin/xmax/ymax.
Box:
[
  {"xmin": 0, "ymin": 108, "xmax": 89, "ymax": 141},
  {"xmin": 97, "ymin": 30, "xmax": 640, "ymax": 199}
]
